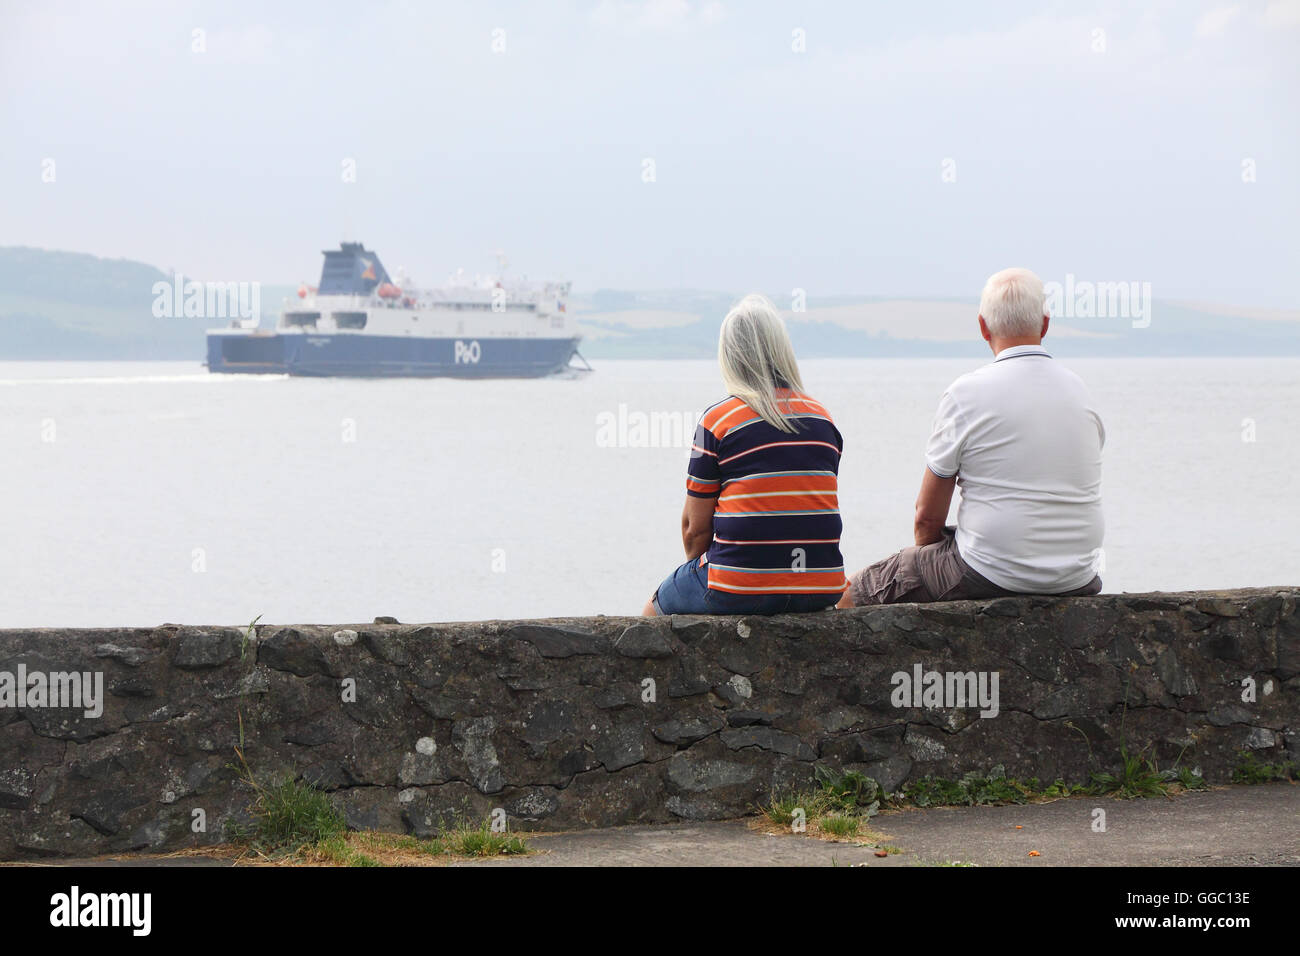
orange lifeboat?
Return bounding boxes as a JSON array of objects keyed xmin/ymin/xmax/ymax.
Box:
[{"xmin": 377, "ymin": 282, "xmax": 402, "ymax": 299}]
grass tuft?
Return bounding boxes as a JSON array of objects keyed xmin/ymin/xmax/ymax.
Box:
[
  {"xmin": 229, "ymin": 749, "xmax": 526, "ymax": 865},
  {"xmin": 447, "ymin": 820, "xmax": 529, "ymax": 857},
  {"xmin": 761, "ymin": 790, "xmax": 826, "ymax": 826},
  {"xmin": 1231, "ymin": 751, "xmax": 1298, "ymax": 784},
  {"xmin": 247, "ymin": 775, "xmax": 347, "ymax": 851},
  {"xmin": 757, "ymin": 771, "xmax": 884, "ymax": 844},
  {"xmin": 814, "ymin": 766, "xmax": 880, "ymax": 816},
  {"xmin": 820, "ymin": 814, "xmax": 860, "ymax": 837}
]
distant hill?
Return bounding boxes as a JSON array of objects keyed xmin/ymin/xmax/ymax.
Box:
[
  {"xmin": 0, "ymin": 247, "xmax": 296, "ymax": 360},
  {"xmin": 2, "ymin": 246, "xmax": 1297, "ymax": 360},
  {"xmin": 572, "ymin": 290, "xmax": 1300, "ymax": 359},
  {"xmin": 0, "ymin": 247, "xmax": 180, "ymax": 358}
]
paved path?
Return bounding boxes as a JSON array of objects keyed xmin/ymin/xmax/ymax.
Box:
[
  {"xmin": 865, "ymin": 783, "xmax": 1299, "ymax": 867},
  {"xmin": 463, "ymin": 784, "xmax": 1299, "ymax": 867},
  {"xmin": 11, "ymin": 784, "xmax": 1297, "ymax": 867}
]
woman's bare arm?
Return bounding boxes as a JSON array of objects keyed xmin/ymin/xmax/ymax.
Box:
[{"xmin": 681, "ymin": 494, "xmax": 716, "ymax": 559}]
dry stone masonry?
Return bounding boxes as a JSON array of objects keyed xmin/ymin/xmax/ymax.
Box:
[{"xmin": 1, "ymin": 588, "xmax": 1296, "ymax": 857}]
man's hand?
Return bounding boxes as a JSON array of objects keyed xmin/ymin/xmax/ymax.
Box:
[
  {"xmin": 681, "ymin": 494, "xmax": 716, "ymax": 559},
  {"xmin": 914, "ymin": 467, "xmax": 957, "ymax": 546}
]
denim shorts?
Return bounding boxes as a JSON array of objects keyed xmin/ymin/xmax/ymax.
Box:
[{"xmin": 652, "ymin": 556, "xmax": 840, "ymax": 616}]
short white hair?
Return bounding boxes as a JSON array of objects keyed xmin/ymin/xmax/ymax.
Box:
[
  {"xmin": 718, "ymin": 293, "xmax": 805, "ymax": 434},
  {"xmin": 979, "ymin": 267, "xmax": 1047, "ymax": 338}
]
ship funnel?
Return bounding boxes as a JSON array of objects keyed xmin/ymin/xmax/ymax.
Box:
[{"xmin": 317, "ymin": 242, "xmax": 391, "ymax": 296}]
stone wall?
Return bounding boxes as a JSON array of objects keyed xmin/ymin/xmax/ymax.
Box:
[{"xmin": 1, "ymin": 588, "xmax": 1296, "ymax": 858}]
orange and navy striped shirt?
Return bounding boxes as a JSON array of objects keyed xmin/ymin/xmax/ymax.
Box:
[{"xmin": 686, "ymin": 391, "xmax": 847, "ymax": 596}]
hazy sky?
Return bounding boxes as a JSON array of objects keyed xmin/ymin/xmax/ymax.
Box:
[{"xmin": 2, "ymin": 0, "xmax": 1297, "ymax": 305}]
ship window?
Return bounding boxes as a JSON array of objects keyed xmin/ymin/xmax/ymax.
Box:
[
  {"xmin": 283, "ymin": 312, "xmax": 320, "ymax": 328},
  {"xmin": 333, "ymin": 311, "xmax": 367, "ymax": 330}
]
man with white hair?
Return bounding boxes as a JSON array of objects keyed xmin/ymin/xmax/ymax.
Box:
[{"xmin": 839, "ymin": 267, "xmax": 1105, "ymax": 606}]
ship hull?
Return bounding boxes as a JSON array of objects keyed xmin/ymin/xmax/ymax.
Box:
[
  {"xmin": 207, "ymin": 332, "xmax": 581, "ymax": 378},
  {"xmin": 206, "ymin": 332, "xmax": 290, "ymax": 374}
]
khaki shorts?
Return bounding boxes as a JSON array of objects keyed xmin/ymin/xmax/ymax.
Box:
[{"xmin": 846, "ymin": 528, "xmax": 1102, "ymax": 606}]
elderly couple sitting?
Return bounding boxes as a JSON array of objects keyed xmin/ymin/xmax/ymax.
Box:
[{"xmin": 642, "ymin": 267, "xmax": 1105, "ymax": 616}]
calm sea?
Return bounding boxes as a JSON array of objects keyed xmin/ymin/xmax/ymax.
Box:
[{"xmin": 1, "ymin": 357, "xmax": 1296, "ymax": 627}]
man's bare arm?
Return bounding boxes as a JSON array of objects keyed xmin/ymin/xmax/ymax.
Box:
[
  {"xmin": 681, "ymin": 494, "xmax": 716, "ymax": 559},
  {"xmin": 914, "ymin": 467, "xmax": 957, "ymax": 546}
]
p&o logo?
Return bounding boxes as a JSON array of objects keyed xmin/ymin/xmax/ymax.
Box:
[{"xmin": 454, "ymin": 339, "xmax": 482, "ymax": 364}]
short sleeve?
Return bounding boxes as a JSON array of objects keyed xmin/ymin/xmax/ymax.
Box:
[
  {"xmin": 925, "ymin": 390, "xmax": 963, "ymax": 479},
  {"xmin": 686, "ymin": 417, "xmax": 721, "ymax": 497}
]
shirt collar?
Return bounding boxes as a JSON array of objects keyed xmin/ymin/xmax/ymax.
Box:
[{"xmin": 993, "ymin": 344, "xmax": 1051, "ymax": 362}]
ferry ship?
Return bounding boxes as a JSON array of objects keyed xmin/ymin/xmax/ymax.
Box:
[{"xmin": 206, "ymin": 243, "xmax": 584, "ymax": 377}]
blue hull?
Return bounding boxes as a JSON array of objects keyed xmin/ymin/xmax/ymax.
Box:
[{"xmin": 207, "ymin": 333, "xmax": 581, "ymax": 378}]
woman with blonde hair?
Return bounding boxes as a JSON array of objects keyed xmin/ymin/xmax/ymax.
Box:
[{"xmin": 642, "ymin": 293, "xmax": 848, "ymax": 615}]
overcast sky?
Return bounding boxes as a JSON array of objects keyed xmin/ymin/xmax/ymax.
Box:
[{"xmin": 2, "ymin": 0, "xmax": 1297, "ymax": 305}]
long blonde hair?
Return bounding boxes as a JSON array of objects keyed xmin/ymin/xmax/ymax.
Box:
[{"xmin": 718, "ymin": 293, "xmax": 805, "ymax": 433}]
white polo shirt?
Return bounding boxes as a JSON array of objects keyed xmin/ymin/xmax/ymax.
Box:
[{"xmin": 925, "ymin": 345, "xmax": 1105, "ymax": 593}]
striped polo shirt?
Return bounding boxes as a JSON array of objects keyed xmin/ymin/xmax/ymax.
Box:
[{"xmin": 686, "ymin": 391, "xmax": 847, "ymax": 596}]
